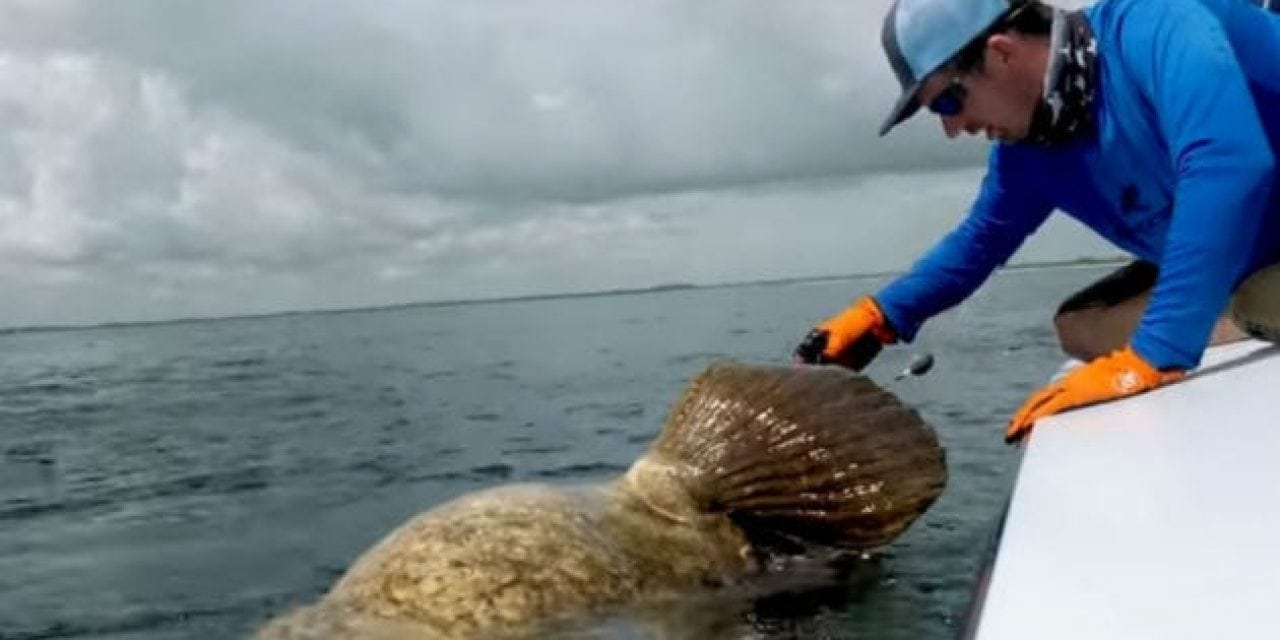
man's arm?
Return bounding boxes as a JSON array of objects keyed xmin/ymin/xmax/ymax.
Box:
[
  {"xmin": 1005, "ymin": 0, "xmax": 1277, "ymax": 440},
  {"xmin": 1119, "ymin": 0, "xmax": 1275, "ymax": 370},
  {"xmin": 876, "ymin": 146, "xmax": 1054, "ymax": 342}
]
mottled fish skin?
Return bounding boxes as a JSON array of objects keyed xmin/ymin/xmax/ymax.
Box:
[
  {"xmin": 255, "ymin": 362, "xmax": 946, "ymax": 639},
  {"xmin": 256, "ymin": 484, "xmax": 754, "ymax": 640}
]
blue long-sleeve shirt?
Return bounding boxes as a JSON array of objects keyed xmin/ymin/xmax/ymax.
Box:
[{"xmin": 876, "ymin": 0, "xmax": 1280, "ymax": 370}]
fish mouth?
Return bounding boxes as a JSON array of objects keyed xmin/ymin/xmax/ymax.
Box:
[
  {"xmin": 723, "ymin": 535, "xmax": 886, "ymax": 612},
  {"xmin": 734, "ymin": 519, "xmax": 877, "ymax": 570},
  {"xmin": 736, "ymin": 522, "xmax": 814, "ymax": 559}
]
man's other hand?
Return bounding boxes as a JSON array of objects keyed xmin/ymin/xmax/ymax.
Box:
[{"xmin": 1006, "ymin": 345, "xmax": 1185, "ymax": 444}]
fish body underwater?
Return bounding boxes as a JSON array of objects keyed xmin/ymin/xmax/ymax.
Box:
[{"xmin": 256, "ymin": 362, "xmax": 947, "ymax": 639}]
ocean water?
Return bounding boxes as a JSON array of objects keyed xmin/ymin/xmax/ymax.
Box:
[{"xmin": 0, "ymin": 264, "xmax": 1115, "ymax": 640}]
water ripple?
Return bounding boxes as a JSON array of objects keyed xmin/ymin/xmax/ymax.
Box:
[
  {"xmin": 3, "ymin": 597, "xmax": 279, "ymax": 640},
  {"xmin": 0, "ymin": 467, "xmax": 273, "ymax": 523},
  {"xmin": 533, "ymin": 462, "xmax": 628, "ymax": 479}
]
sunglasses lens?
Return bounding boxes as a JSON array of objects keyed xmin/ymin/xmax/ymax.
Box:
[{"xmin": 928, "ymin": 83, "xmax": 964, "ymax": 117}]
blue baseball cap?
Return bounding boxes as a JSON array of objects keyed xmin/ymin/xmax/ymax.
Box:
[{"xmin": 879, "ymin": 0, "xmax": 1019, "ymax": 135}]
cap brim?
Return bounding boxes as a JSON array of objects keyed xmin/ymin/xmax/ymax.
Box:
[{"xmin": 879, "ymin": 83, "xmax": 924, "ymax": 137}]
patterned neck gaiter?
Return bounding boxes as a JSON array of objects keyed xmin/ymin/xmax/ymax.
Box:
[{"xmin": 1024, "ymin": 9, "xmax": 1097, "ymax": 146}]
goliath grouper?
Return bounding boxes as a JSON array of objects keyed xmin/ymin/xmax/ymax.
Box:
[{"xmin": 256, "ymin": 361, "xmax": 947, "ymax": 639}]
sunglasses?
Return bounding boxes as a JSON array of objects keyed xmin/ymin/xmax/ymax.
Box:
[{"xmin": 927, "ymin": 76, "xmax": 967, "ymax": 117}]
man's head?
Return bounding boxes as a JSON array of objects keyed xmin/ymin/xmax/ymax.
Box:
[{"xmin": 880, "ymin": 0, "xmax": 1054, "ymax": 142}]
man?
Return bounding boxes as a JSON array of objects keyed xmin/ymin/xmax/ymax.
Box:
[{"xmin": 794, "ymin": 0, "xmax": 1280, "ymax": 443}]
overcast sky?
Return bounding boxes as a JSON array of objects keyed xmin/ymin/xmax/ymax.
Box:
[{"xmin": 0, "ymin": 0, "xmax": 1110, "ymax": 327}]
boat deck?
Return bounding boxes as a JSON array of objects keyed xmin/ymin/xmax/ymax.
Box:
[{"xmin": 970, "ymin": 339, "xmax": 1280, "ymax": 639}]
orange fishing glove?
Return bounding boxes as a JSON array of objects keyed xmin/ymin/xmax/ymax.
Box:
[
  {"xmin": 1005, "ymin": 345, "xmax": 1185, "ymax": 444},
  {"xmin": 793, "ymin": 297, "xmax": 896, "ymax": 371}
]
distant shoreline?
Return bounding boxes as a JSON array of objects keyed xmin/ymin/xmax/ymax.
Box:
[{"xmin": 0, "ymin": 256, "xmax": 1126, "ymax": 335}]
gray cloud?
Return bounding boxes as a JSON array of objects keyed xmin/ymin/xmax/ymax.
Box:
[
  {"xmin": 2, "ymin": 0, "xmax": 987, "ymax": 201},
  {"xmin": 0, "ymin": 0, "xmax": 1108, "ymax": 327}
]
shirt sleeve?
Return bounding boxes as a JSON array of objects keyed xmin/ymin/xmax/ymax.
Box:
[
  {"xmin": 1117, "ymin": 0, "xmax": 1276, "ymax": 369},
  {"xmin": 875, "ymin": 146, "xmax": 1054, "ymax": 342}
]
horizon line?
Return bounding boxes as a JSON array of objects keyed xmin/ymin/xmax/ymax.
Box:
[{"xmin": 0, "ymin": 256, "xmax": 1125, "ymax": 336}]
